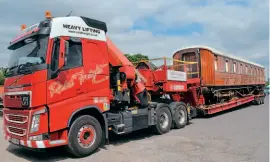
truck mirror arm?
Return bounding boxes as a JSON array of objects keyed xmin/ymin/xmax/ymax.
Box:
[{"xmin": 50, "ymin": 39, "xmax": 69, "ymax": 79}]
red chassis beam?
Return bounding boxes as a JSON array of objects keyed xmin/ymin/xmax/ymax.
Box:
[{"xmin": 201, "ymin": 95, "xmax": 255, "ymax": 115}]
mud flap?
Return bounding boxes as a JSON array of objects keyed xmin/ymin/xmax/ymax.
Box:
[
  {"xmin": 188, "ymin": 105, "xmax": 197, "ymax": 120},
  {"xmin": 136, "ymin": 89, "xmax": 149, "ymax": 108}
]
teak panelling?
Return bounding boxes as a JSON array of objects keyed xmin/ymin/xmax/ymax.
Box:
[
  {"xmin": 200, "ymin": 49, "xmax": 215, "ymax": 85},
  {"xmin": 173, "ymin": 47, "xmax": 265, "ymax": 87},
  {"xmin": 214, "ymin": 56, "xmax": 265, "ymax": 86}
]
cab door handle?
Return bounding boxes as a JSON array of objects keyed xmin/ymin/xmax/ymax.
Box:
[{"xmin": 76, "ymin": 88, "xmax": 83, "ymax": 94}]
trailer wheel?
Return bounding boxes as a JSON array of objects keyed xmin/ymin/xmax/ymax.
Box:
[
  {"xmin": 260, "ymin": 96, "xmax": 264, "ymax": 104},
  {"xmin": 256, "ymin": 97, "xmax": 263, "ymax": 105},
  {"xmin": 153, "ymin": 105, "xmax": 172, "ymax": 135},
  {"xmin": 173, "ymin": 103, "xmax": 188, "ymax": 129},
  {"xmin": 254, "ymin": 97, "xmax": 260, "ymax": 105},
  {"xmin": 66, "ymin": 115, "xmax": 102, "ymax": 157},
  {"xmin": 259, "ymin": 97, "xmax": 262, "ymax": 104}
]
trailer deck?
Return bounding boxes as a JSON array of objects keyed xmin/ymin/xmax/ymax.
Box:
[{"xmin": 199, "ymin": 95, "xmax": 255, "ymax": 115}]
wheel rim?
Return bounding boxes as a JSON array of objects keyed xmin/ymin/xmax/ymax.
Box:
[
  {"xmin": 77, "ymin": 125, "xmax": 96, "ymax": 148},
  {"xmin": 160, "ymin": 112, "xmax": 169, "ymax": 129},
  {"xmin": 176, "ymin": 109, "xmax": 186, "ymax": 125}
]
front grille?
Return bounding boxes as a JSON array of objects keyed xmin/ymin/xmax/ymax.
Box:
[
  {"xmin": 4, "ymin": 109, "xmax": 30, "ymax": 139},
  {"xmin": 6, "ymin": 125, "xmax": 26, "ymax": 137},
  {"xmin": 5, "ymin": 114, "xmax": 28, "ymax": 124}
]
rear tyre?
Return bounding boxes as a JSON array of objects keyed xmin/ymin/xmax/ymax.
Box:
[
  {"xmin": 153, "ymin": 104, "xmax": 172, "ymax": 135},
  {"xmin": 173, "ymin": 103, "xmax": 188, "ymax": 129},
  {"xmin": 66, "ymin": 115, "xmax": 102, "ymax": 157}
]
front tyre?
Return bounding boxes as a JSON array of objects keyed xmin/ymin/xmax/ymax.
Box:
[{"xmin": 66, "ymin": 115, "xmax": 102, "ymax": 157}]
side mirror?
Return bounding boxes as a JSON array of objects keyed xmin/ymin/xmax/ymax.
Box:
[{"xmin": 58, "ymin": 39, "xmax": 69, "ymax": 69}]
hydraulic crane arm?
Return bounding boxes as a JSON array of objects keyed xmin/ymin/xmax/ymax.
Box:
[
  {"xmin": 106, "ymin": 36, "xmax": 137, "ymax": 81},
  {"xmin": 106, "ymin": 36, "xmax": 149, "ymax": 107}
]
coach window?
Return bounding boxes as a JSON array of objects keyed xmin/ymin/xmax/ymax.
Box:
[
  {"xmin": 255, "ymin": 68, "xmax": 257, "ymax": 76},
  {"xmin": 225, "ymin": 60, "xmax": 229, "ymax": 72},
  {"xmin": 233, "ymin": 62, "xmax": 236, "ymax": 73},
  {"xmin": 214, "ymin": 56, "xmax": 218, "ymax": 71},
  {"xmin": 258, "ymin": 69, "xmax": 260, "ymax": 78},
  {"xmin": 240, "ymin": 64, "xmax": 243, "ymax": 74},
  {"xmin": 63, "ymin": 38, "xmax": 83, "ymax": 70}
]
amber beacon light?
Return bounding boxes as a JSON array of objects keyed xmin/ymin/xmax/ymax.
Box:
[
  {"xmin": 45, "ymin": 11, "xmax": 52, "ymax": 19},
  {"xmin": 21, "ymin": 24, "xmax": 27, "ymax": 31}
]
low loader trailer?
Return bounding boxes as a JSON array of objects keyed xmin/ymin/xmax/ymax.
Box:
[{"xmin": 2, "ymin": 12, "xmax": 265, "ymax": 157}]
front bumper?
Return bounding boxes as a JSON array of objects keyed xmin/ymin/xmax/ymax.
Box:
[{"xmin": 5, "ymin": 133, "xmax": 67, "ymax": 149}]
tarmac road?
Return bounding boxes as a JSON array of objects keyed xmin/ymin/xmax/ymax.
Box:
[{"xmin": 0, "ymin": 98, "xmax": 269, "ymax": 162}]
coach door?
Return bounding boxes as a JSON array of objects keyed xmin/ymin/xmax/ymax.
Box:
[{"xmin": 182, "ymin": 51, "xmax": 199, "ymax": 79}]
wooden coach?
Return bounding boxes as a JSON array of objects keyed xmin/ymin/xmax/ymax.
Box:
[
  {"xmin": 173, "ymin": 46, "xmax": 265, "ymax": 87},
  {"xmin": 172, "ymin": 46, "xmax": 265, "ymax": 105}
]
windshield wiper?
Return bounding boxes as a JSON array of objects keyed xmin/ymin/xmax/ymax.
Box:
[
  {"xmin": 17, "ymin": 62, "xmax": 35, "ymax": 75},
  {"xmin": 9, "ymin": 65, "xmax": 19, "ymax": 71},
  {"xmin": 4, "ymin": 65, "xmax": 18, "ymax": 77}
]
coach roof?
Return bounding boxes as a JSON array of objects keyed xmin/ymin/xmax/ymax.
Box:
[{"xmin": 173, "ymin": 45, "xmax": 264, "ymax": 68}]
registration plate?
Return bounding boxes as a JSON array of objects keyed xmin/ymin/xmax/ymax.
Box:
[{"xmin": 10, "ymin": 138, "xmax": 20, "ymax": 145}]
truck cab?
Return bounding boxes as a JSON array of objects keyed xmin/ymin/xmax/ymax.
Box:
[
  {"xmin": 3, "ymin": 13, "xmax": 114, "ymax": 153},
  {"xmin": 3, "ymin": 12, "xmax": 191, "ymax": 158}
]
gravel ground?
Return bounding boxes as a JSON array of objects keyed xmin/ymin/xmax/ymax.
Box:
[{"xmin": 0, "ymin": 98, "xmax": 269, "ymax": 162}]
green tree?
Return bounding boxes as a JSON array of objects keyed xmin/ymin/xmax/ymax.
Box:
[
  {"xmin": 0, "ymin": 69, "xmax": 5, "ymax": 85},
  {"xmin": 266, "ymin": 78, "xmax": 270, "ymax": 86},
  {"xmin": 0, "ymin": 67, "xmax": 8, "ymax": 85},
  {"xmin": 124, "ymin": 53, "xmax": 149, "ymax": 63}
]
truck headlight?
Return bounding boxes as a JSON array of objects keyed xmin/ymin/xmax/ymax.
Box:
[
  {"xmin": 30, "ymin": 108, "xmax": 46, "ymax": 133},
  {"xmin": 30, "ymin": 115, "xmax": 40, "ymax": 133}
]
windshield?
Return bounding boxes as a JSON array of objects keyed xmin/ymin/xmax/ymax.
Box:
[{"xmin": 7, "ymin": 34, "xmax": 49, "ymax": 77}]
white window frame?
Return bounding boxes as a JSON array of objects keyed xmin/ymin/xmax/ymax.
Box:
[
  {"xmin": 214, "ymin": 60, "xmax": 217, "ymax": 71},
  {"xmin": 225, "ymin": 60, "xmax": 229, "ymax": 72},
  {"xmin": 233, "ymin": 62, "xmax": 236, "ymax": 73}
]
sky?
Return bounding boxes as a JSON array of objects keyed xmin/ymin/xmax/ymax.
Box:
[{"xmin": 0, "ymin": 0, "xmax": 269, "ymax": 78}]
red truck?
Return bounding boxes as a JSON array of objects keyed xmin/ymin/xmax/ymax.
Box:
[
  {"xmin": 2, "ymin": 12, "xmax": 265, "ymax": 158},
  {"xmin": 0, "ymin": 86, "xmax": 3, "ymax": 112}
]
